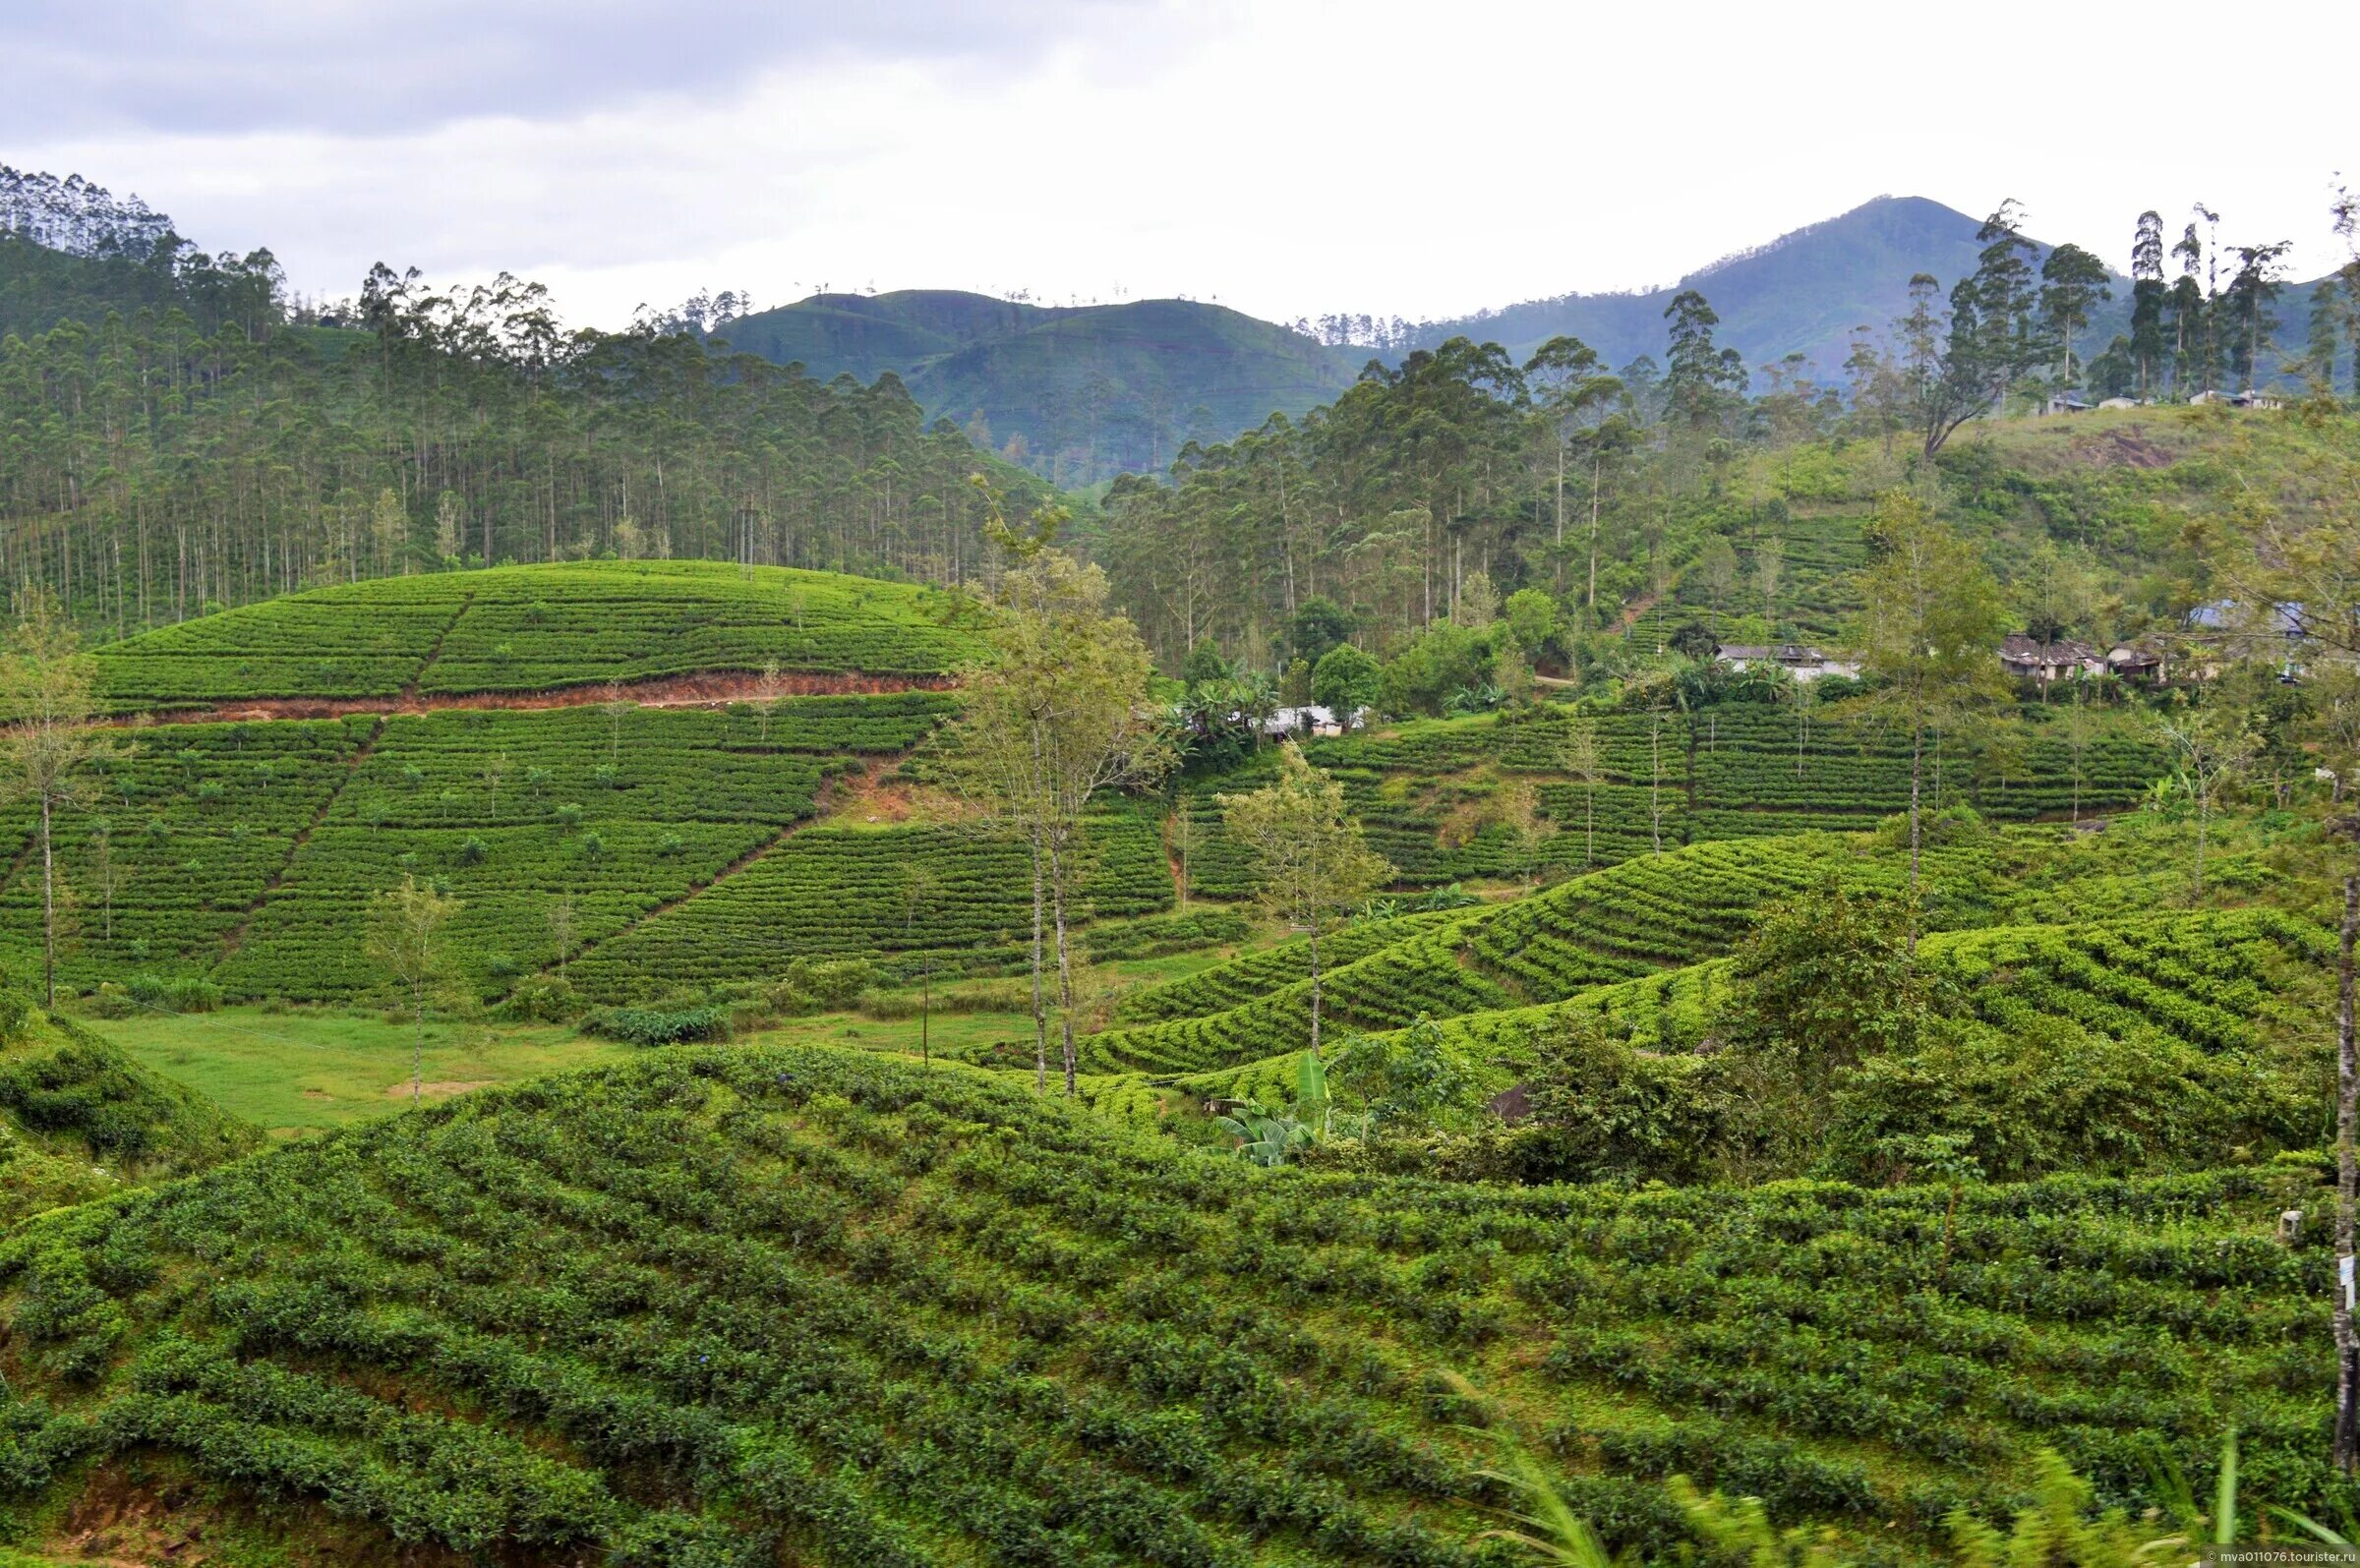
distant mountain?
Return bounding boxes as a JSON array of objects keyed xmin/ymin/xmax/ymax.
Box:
[
  {"xmin": 1404, "ymin": 195, "xmax": 2340, "ymax": 391},
  {"xmin": 1402, "ymin": 196, "xmax": 2056, "ymax": 379},
  {"xmin": 718, "ymin": 291, "xmax": 1361, "ymax": 483},
  {"xmin": 720, "ymin": 199, "xmax": 2345, "ymax": 486}
]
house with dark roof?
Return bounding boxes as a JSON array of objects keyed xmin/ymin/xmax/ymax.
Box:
[{"xmin": 1998, "ymin": 634, "xmax": 2102, "ymax": 683}]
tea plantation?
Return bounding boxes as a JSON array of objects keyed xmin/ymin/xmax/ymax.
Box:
[
  {"xmin": 0, "ymin": 560, "xmax": 2344, "ymax": 1566},
  {"xmin": 88, "ymin": 560, "xmax": 983, "ymax": 710},
  {"xmin": 1080, "ymin": 832, "xmax": 1997, "ymax": 1074},
  {"xmin": 1178, "ymin": 701, "xmax": 2164, "ymax": 893},
  {"xmin": 0, "ymin": 1047, "xmax": 2331, "ymax": 1565}
]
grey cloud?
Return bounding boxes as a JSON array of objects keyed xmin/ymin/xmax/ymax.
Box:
[{"xmin": 1, "ymin": 0, "xmax": 1143, "ymax": 137}]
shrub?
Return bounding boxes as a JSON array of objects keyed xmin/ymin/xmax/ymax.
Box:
[
  {"xmin": 497, "ymin": 974, "xmax": 576, "ymax": 1022},
  {"xmin": 582, "ymin": 1005, "xmax": 731, "ymax": 1046},
  {"xmin": 123, "ymin": 976, "xmax": 223, "ymax": 1015},
  {"xmin": 85, "ymin": 985, "xmax": 137, "ymax": 1020}
]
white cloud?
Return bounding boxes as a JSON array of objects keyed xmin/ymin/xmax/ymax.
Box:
[{"xmin": 10, "ymin": 0, "xmax": 2355, "ymax": 330}]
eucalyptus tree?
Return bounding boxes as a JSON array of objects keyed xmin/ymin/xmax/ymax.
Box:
[
  {"xmin": 2130, "ymin": 210, "xmax": 2168, "ymax": 393},
  {"xmin": 2039, "ymin": 243, "xmax": 2112, "ymax": 387}
]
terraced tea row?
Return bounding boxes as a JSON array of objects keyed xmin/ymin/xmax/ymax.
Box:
[
  {"xmin": 1080, "ymin": 832, "xmax": 1989, "ymax": 1074},
  {"xmin": 90, "ymin": 561, "xmax": 984, "ymax": 710},
  {"xmin": 1181, "ymin": 704, "xmax": 2163, "ymax": 896},
  {"xmin": 1172, "ymin": 903, "xmax": 2330, "ymax": 1135},
  {"xmin": 0, "ymin": 694, "xmax": 1170, "ymax": 1004},
  {"xmin": 0, "ymin": 1047, "xmax": 2327, "ymax": 1564}
]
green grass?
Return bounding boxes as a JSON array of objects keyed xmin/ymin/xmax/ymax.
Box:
[{"xmin": 77, "ymin": 1006, "xmax": 626, "ymax": 1138}]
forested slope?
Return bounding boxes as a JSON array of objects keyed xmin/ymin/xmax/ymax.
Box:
[{"xmin": 0, "ymin": 173, "xmax": 1053, "ymax": 637}]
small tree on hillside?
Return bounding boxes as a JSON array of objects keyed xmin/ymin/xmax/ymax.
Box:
[
  {"xmin": 955, "ymin": 540, "xmax": 1170, "ymax": 1096},
  {"xmin": 1847, "ymin": 491, "xmax": 2009, "ymax": 926},
  {"xmin": 480, "ymin": 750, "xmax": 510, "ymax": 815},
  {"xmin": 546, "ymin": 895, "xmax": 576, "ymax": 977},
  {"xmin": 756, "ymin": 657, "xmax": 784, "ymax": 744},
  {"xmin": 1219, "ymin": 742, "xmax": 1392, "ymax": 1061},
  {"xmin": 1311, "ymin": 644, "xmax": 1382, "ymax": 731},
  {"xmin": 367, "ymin": 874, "xmax": 462, "ymax": 1107},
  {"xmin": 1715, "ymin": 876, "xmax": 1935, "ymax": 1169},
  {"xmin": 0, "ymin": 592, "xmax": 133, "ymax": 1006},
  {"xmin": 601, "ymin": 686, "xmax": 632, "ymax": 767},
  {"xmin": 1558, "ymin": 717, "xmax": 1604, "ymax": 870},
  {"xmin": 2154, "ymin": 705, "xmax": 2256, "ymax": 902}
]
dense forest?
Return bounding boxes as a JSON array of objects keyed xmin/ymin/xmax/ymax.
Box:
[{"xmin": 0, "ymin": 168, "xmax": 1047, "ymax": 634}]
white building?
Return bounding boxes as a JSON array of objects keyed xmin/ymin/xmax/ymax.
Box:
[{"xmin": 1714, "ymin": 644, "xmax": 1859, "ymax": 682}]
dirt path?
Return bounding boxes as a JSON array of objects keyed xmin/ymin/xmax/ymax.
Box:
[
  {"xmin": 119, "ymin": 668, "xmax": 959, "ymax": 726},
  {"xmin": 219, "ymin": 714, "xmax": 387, "ymax": 958}
]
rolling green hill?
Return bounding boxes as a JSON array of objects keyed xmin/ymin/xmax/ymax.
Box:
[
  {"xmin": 0, "ymin": 1044, "xmax": 2330, "ymax": 1565},
  {"xmin": 721, "ymin": 291, "xmax": 1360, "ymax": 482},
  {"xmin": 89, "ymin": 560, "xmax": 983, "ymax": 711}
]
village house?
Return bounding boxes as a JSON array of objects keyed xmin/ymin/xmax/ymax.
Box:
[
  {"xmin": 1713, "ymin": 643, "xmax": 1860, "ymax": 682},
  {"xmin": 1259, "ymin": 704, "xmax": 1363, "ymax": 738},
  {"xmin": 1998, "ymin": 634, "xmax": 2103, "ymax": 683},
  {"xmin": 2103, "ymin": 642, "xmax": 2166, "ymax": 683}
]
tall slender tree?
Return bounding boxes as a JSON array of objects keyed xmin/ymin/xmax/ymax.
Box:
[
  {"xmin": 2130, "ymin": 210, "xmax": 2168, "ymax": 394},
  {"xmin": 956, "ymin": 543, "xmax": 1169, "ymax": 1096},
  {"xmin": 2039, "ymin": 243, "xmax": 2112, "ymax": 388},
  {"xmin": 366, "ymin": 874, "xmax": 462, "ymax": 1107},
  {"xmin": 0, "ymin": 591, "xmax": 131, "ymax": 1006}
]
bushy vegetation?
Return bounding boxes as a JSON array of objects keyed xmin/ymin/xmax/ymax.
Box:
[
  {"xmin": 0, "ymin": 984, "xmax": 259, "ymax": 1224},
  {"xmin": 0, "ymin": 1044, "xmax": 2332, "ymax": 1564}
]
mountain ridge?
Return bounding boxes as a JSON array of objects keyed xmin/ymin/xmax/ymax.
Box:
[{"xmin": 717, "ymin": 289, "xmax": 1361, "ymax": 483}]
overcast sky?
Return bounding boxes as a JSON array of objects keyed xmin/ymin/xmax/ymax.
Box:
[{"xmin": 9, "ymin": 0, "xmax": 2357, "ymax": 331}]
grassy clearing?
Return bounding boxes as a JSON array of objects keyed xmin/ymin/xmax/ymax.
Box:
[{"xmin": 75, "ymin": 1006, "xmax": 626, "ymax": 1137}]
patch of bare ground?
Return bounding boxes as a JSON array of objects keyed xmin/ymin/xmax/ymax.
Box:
[
  {"xmin": 50, "ymin": 1458, "xmax": 470, "ymax": 1566},
  {"xmin": 117, "ymin": 668, "xmax": 957, "ymax": 726},
  {"xmin": 2065, "ymin": 424, "xmax": 2179, "ymax": 470},
  {"xmin": 384, "ymin": 1079, "xmax": 496, "ymax": 1101}
]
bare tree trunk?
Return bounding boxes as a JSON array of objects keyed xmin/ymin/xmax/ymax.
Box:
[
  {"xmin": 411, "ymin": 977, "xmax": 425, "ymax": 1107},
  {"xmin": 1029, "ymin": 839, "xmax": 1047, "ymax": 1094},
  {"xmin": 1308, "ymin": 917, "xmax": 1323, "ymax": 1061},
  {"xmin": 1908, "ymin": 705, "xmax": 1924, "ymax": 945},
  {"xmin": 1586, "ymin": 453, "xmax": 1602, "ymax": 629},
  {"xmin": 2194, "ymin": 795, "xmax": 2210, "ymax": 901},
  {"xmin": 1048, "ymin": 835, "xmax": 1080, "ymax": 1097},
  {"xmin": 38, "ymin": 792, "xmax": 56, "ymax": 1008},
  {"xmin": 2338, "ymin": 872, "xmax": 2359, "ymax": 1474}
]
